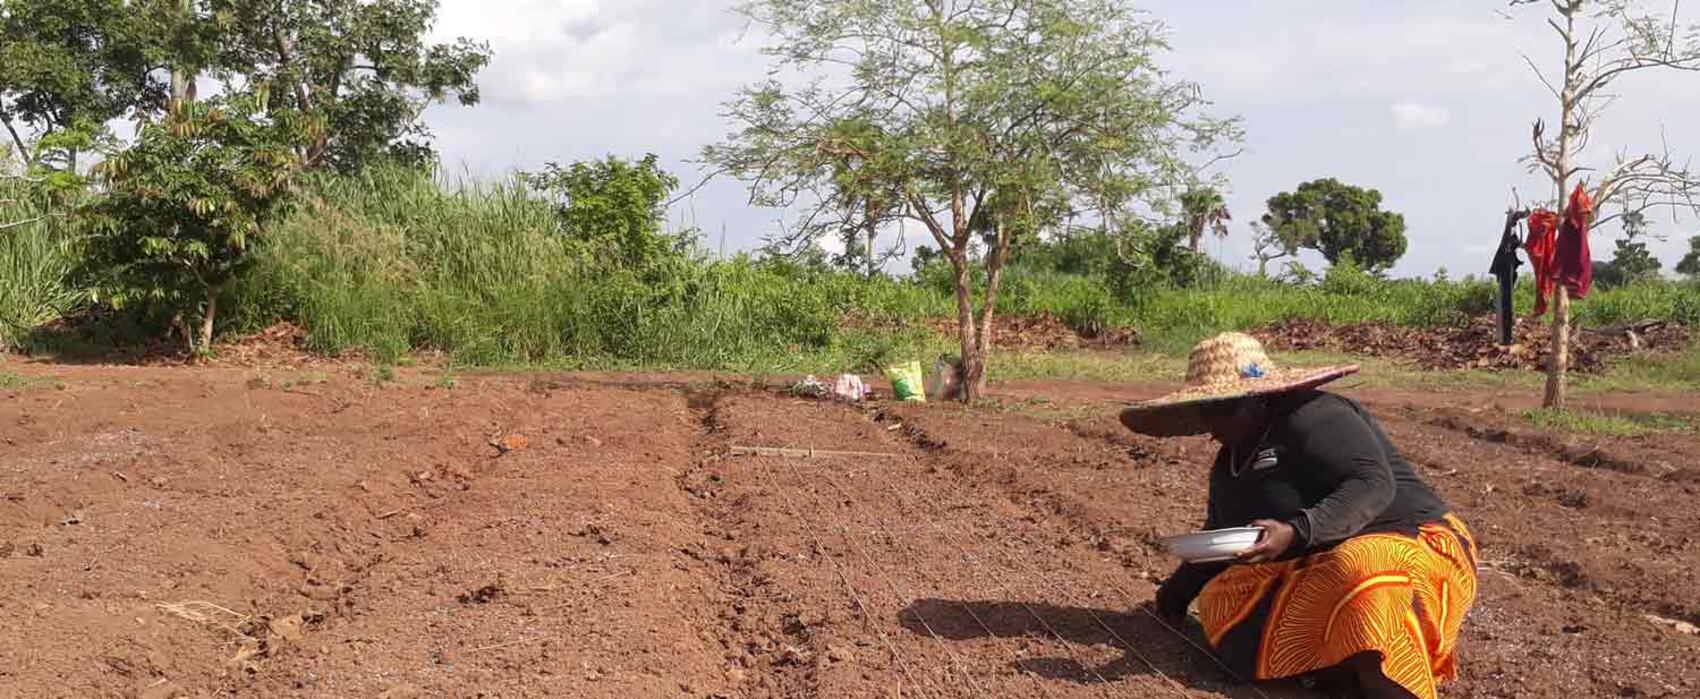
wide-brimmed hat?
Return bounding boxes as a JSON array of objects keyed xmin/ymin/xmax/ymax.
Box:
[{"xmin": 1119, "ymin": 332, "xmax": 1358, "ymax": 437}]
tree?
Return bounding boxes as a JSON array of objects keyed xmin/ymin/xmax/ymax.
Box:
[
  {"xmin": 1263, "ymin": 178, "xmax": 1407, "ymax": 272},
  {"xmin": 78, "ymin": 87, "xmax": 312, "ymax": 353},
  {"xmin": 210, "ymin": 0, "xmax": 490, "ymax": 170},
  {"xmin": 2, "ymin": 0, "xmax": 488, "ymax": 173},
  {"xmin": 1181, "ymin": 186, "xmax": 1231, "ymax": 253},
  {"xmin": 521, "ymin": 155, "xmax": 682, "ymax": 270},
  {"xmin": 1677, "ymin": 235, "xmax": 1700, "ymax": 278},
  {"xmin": 0, "ymin": 0, "xmax": 167, "ymax": 168},
  {"xmin": 1248, "ymin": 219, "xmax": 1297, "ymax": 277},
  {"xmin": 1592, "ymin": 210, "xmax": 1662, "ymax": 287},
  {"xmin": 706, "ymin": 0, "xmax": 1236, "ymax": 400},
  {"xmin": 1514, "ymin": 0, "xmax": 1700, "ymax": 408}
]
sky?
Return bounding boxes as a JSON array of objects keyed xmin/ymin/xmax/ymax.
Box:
[{"xmin": 423, "ymin": 0, "xmax": 1700, "ymax": 278}]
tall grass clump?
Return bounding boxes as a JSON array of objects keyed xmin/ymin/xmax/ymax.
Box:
[
  {"xmin": 230, "ymin": 165, "xmax": 945, "ymax": 371},
  {"xmin": 1120, "ymin": 262, "xmax": 1498, "ymax": 352},
  {"xmin": 0, "ymin": 181, "xmax": 82, "ymax": 348}
]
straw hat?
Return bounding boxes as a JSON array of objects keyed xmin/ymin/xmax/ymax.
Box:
[{"xmin": 1119, "ymin": 332, "xmax": 1358, "ymax": 437}]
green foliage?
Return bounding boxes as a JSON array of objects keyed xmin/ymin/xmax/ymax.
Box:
[
  {"xmin": 1, "ymin": 0, "xmax": 487, "ymax": 173},
  {"xmin": 1180, "ymin": 187, "xmax": 1231, "ymax": 252},
  {"xmin": 520, "ymin": 155, "xmax": 684, "ymax": 270},
  {"xmin": 222, "ymin": 165, "xmax": 945, "ymax": 370},
  {"xmin": 1674, "ymin": 235, "xmax": 1700, "ymax": 279},
  {"xmin": 0, "ymin": 0, "xmax": 163, "ymax": 149},
  {"xmin": 0, "ymin": 170, "xmax": 83, "ymax": 347},
  {"xmin": 1524, "ymin": 408, "xmax": 1694, "ymax": 436},
  {"xmin": 1593, "ymin": 211, "xmax": 1662, "ymax": 289},
  {"xmin": 1264, "ymin": 178, "xmax": 1408, "ymax": 272},
  {"xmin": 215, "ymin": 0, "xmax": 491, "ymax": 170},
  {"xmin": 78, "ymin": 88, "xmax": 310, "ymax": 348},
  {"xmin": 707, "ymin": 0, "xmax": 1238, "ymax": 395}
]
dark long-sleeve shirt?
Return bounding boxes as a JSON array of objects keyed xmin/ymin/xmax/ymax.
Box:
[{"xmin": 1156, "ymin": 391, "xmax": 1448, "ymax": 617}]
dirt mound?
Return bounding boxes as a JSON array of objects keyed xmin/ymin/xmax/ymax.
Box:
[
  {"xmin": 842, "ymin": 311, "xmax": 1139, "ymax": 351},
  {"xmin": 1257, "ymin": 316, "xmax": 1687, "ymax": 373},
  {"xmin": 202, "ymin": 322, "xmax": 330, "ymax": 368},
  {"xmin": 928, "ymin": 312, "xmax": 1139, "ymax": 350}
]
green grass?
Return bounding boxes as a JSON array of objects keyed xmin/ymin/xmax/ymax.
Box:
[
  {"xmin": 0, "ymin": 182, "xmax": 82, "ymax": 349},
  {"xmin": 0, "ymin": 370, "xmax": 62, "ymax": 391},
  {"xmin": 4, "ymin": 163, "xmax": 1698, "ymax": 399},
  {"xmin": 1523, "ymin": 408, "xmax": 1695, "ymax": 436}
]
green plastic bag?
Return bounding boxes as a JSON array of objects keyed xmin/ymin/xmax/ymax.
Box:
[{"xmin": 885, "ymin": 360, "xmax": 926, "ymax": 402}]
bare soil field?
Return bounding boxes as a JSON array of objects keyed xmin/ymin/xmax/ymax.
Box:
[{"xmin": 2, "ymin": 363, "xmax": 1697, "ymax": 698}]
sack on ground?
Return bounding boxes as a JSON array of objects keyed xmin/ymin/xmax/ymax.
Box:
[{"xmin": 885, "ymin": 361, "xmax": 926, "ymax": 402}]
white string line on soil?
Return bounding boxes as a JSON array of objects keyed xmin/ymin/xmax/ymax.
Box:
[
  {"xmin": 757, "ymin": 456, "xmax": 942, "ymax": 699},
  {"xmin": 788, "ymin": 458, "xmax": 991, "ymax": 697},
  {"xmin": 983, "ymin": 536, "xmax": 1192, "ymax": 697},
  {"xmin": 811, "ymin": 467, "xmax": 1064, "ymax": 699},
  {"xmin": 891, "ymin": 414, "xmax": 1273, "ymax": 699},
  {"xmin": 810, "ymin": 455, "xmax": 1064, "ymax": 699},
  {"xmin": 1134, "ymin": 606, "xmax": 1273, "ymax": 699},
  {"xmin": 845, "ymin": 450, "xmax": 1134, "ymax": 699}
]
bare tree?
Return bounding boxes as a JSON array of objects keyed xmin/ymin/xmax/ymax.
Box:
[
  {"xmin": 1514, "ymin": 0, "xmax": 1700, "ymax": 409},
  {"xmin": 1249, "ymin": 219, "xmax": 1295, "ymax": 278}
]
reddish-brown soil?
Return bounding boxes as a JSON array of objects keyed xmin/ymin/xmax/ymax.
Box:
[{"xmin": 3, "ymin": 362, "xmax": 1697, "ymax": 698}]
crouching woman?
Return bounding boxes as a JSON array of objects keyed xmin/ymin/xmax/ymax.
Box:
[{"xmin": 1120, "ymin": 333, "xmax": 1478, "ymax": 699}]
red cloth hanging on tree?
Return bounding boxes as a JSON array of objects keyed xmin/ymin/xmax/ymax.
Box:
[
  {"xmin": 1555, "ymin": 184, "xmax": 1593, "ymax": 300},
  {"xmin": 1526, "ymin": 210, "xmax": 1558, "ymax": 316},
  {"xmin": 1527, "ymin": 184, "xmax": 1594, "ymax": 317}
]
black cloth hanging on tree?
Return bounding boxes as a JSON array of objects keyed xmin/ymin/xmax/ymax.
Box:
[{"xmin": 1488, "ymin": 210, "xmax": 1530, "ymax": 346}]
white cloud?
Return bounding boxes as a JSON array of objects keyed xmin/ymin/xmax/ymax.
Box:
[
  {"xmin": 1391, "ymin": 101, "xmax": 1452, "ymax": 131},
  {"xmin": 431, "ymin": 0, "xmax": 762, "ymax": 106}
]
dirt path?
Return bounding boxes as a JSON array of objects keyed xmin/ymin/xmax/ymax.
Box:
[{"xmin": 2, "ymin": 366, "xmax": 1697, "ymax": 697}]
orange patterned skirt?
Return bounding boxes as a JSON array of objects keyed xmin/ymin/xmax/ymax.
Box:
[{"xmin": 1196, "ymin": 514, "xmax": 1478, "ymax": 699}]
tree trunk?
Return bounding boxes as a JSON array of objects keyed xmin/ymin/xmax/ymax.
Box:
[
  {"xmin": 197, "ymin": 284, "xmax": 222, "ymax": 355},
  {"xmin": 865, "ymin": 199, "xmax": 878, "ymax": 279},
  {"xmin": 1543, "ymin": 9, "xmax": 1579, "ymax": 410},
  {"xmin": 970, "ymin": 219, "xmax": 1013, "ymax": 400},
  {"xmin": 170, "ymin": 312, "xmax": 194, "ymax": 356},
  {"xmin": 170, "ymin": 73, "xmax": 189, "ymax": 107},
  {"xmin": 1544, "ymin": 287, "xmax": 1570, "ymax": 408},
  {"xmin": 1, "ymin": 115, "xmax": 27, "ymax": 164},
  {"xmin": 170, "ymin": 0, "xmax": 195, "ymax": 107},
  {"xmin": 949, "ymin": 251, "xmax": 982, "ymax": 402}
]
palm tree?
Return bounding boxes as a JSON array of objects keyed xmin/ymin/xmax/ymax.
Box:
[{"xmin": 1181, "ymin": 187, "xmax": 1231, "ymax": 253}]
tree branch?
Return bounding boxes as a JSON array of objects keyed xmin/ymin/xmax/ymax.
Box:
[
  {"xmin": 0, "ymin": 215, "xmax": 51, "ymax": 231},
  {"xmin": 1522, "ymin": 54, "xmax": 1564, "ymax": 98},
  {"xmin": 1, "ymin": 116, "xmax": 29, "ymax": 165}
]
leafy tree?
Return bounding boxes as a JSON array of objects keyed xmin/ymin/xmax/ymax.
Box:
[
  {"xmin": 522, "ymin": 155, "xmax": 682, "ymax": 270},
  {"xmin": 2, "ymin": 0, "xmax": 487, "ymax": 173},
  {"xmin": 1012, "ymin": 226, "xmax": 1121, "ymax": 279},
  {"xmin": 78, "ymin": 87, "xmax": 312, "ymax": 353},
  {"xmin": 211, "ymin": 0, "xmax": 490, "ymax": 170},
  {"xmin": 1180, "ymin": 186, "xmax": 1231, "ymax": 253},
  {"xmin": 0, "ymin": 0, "xmax": 166, "ymax": 167},
  {"xmin": 1593, "ymin": 211, "xmax": 1662, "ymax": 288},
  {"xmin": 707, "ymin": 0, "xmax": 1237, "ymax": 400},
  {"xmin": 1677, "ymin": 235, "xmax": 1700, "ymax": 279},
  {"xmin": 1263, "ymin": 178, "xmax": 1407, "ymax": 272}
]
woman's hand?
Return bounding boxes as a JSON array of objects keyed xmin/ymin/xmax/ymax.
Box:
[{"xmin": 1237, "ymin": 519, "xmax": 1295, "ymax": 563}]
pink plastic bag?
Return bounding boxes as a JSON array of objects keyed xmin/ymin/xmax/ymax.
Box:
[{"xmin": 832, "ymin": 374, "xmax": 870, "ymax": 402}]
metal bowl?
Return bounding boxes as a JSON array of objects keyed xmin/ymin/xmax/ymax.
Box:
[{"xmin": 1159, "ymin": 526, "xmax": 1266, "ymax": 563}]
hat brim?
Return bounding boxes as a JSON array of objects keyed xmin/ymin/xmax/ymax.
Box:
[{"xmin": 1118, "ymin": 365, "xmax": 1360, "ymax": 437}]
